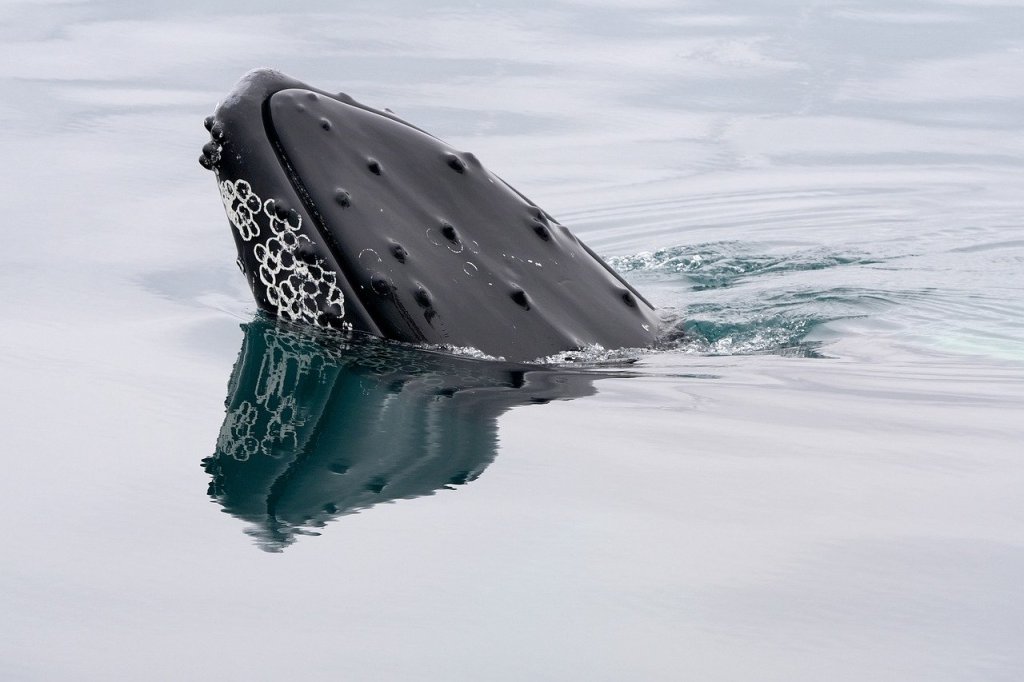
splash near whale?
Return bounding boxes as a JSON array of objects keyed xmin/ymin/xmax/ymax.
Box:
[{"xmin": 201, "ymin": 69, "xmax": 659, "ymax": 361}]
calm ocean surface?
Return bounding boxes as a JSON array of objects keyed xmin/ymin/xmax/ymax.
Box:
[{"xmin": 2, "ymin": 0, "xmax": 1022, "ymax": 679}]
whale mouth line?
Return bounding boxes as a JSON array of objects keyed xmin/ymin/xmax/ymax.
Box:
[
  {"xmin": 259, "ymin": 91, "xmax": 425, "ymax": 341},
  {"xmin": 259, "ymin": 93, "xmax": 341, "ymax": 281}
]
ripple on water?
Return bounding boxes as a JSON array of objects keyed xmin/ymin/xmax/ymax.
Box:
[{"xmin": 576, "ymin": 167, "xmax": 1023, "ymax": 365}]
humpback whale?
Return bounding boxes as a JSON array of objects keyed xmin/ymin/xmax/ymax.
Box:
[
  {"xmin": 205, "ymin": 321, "xmax": 599, "ymax": 551},
  {"xmin": 201, "ymin": 69, "xmax": 659, "ymax": 361}
]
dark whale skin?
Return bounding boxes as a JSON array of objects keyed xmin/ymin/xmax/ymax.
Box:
[{"xmin": 200, "ymin": 68, "xmax": 659, "ymax": 361}]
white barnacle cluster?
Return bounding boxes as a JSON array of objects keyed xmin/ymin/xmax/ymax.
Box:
[
  {"xmin": 220, "ymin": 178, "xmax": 262, "ymax": 240},
  {"xmin": 218, "ymin": 178, "xmax": 348, "ymax": 328}
]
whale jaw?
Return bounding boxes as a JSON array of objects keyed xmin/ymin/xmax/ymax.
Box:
[{"xmin": 201, "ymin": 69, "xmax": 660, "ymax": 361}]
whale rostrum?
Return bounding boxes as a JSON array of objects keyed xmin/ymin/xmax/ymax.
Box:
[{"xmin": 201, "ymin": 69, "xmax": 659, "ymax": 361}]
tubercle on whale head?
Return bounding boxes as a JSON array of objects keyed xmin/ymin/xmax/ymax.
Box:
[{"xmin": 201, "ymin": 68, "xmax": 662, "ymax": 361}]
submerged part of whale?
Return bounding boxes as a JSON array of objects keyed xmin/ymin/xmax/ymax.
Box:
[
  {"xmin": 200, "ymin": 69, "xmax": 660, "ymax": 361},
  {"xmin": 204, "ymin": 321, "xmax": 599, "ymax": 551}
]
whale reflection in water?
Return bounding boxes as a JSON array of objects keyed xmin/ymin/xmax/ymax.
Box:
[{"xmin": 204, "ymin": 321, "xmax": 601, "ymax": 551}]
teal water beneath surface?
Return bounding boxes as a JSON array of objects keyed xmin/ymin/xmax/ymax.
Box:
[{"xmin": 2, "ymin": 1, "xmax": 1023, "ymax": 679}]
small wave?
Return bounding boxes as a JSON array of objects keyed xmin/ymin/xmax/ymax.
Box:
[
  {"xmin": 422, "ymin": 344, "xmax": 507, "ymax": 362},
  {"xmin": 653, "ymin": 284, "xmax": 901, "ymax": 358},
  {"xmin": 660, "ymin": 311, "xmax": 829, "ymax": 358},
  {"xmin": 600, "ymin": 241, "xmax": 903, "ymax": 359},
  {"xmin": 607, "ymin": 242, "xmax": 879, "ymax": 290},
  {"xmin": 530, "ymin": 344, "xmax": 646, "ymax": 366}
]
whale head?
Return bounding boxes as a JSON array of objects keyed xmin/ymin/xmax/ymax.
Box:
[{"xmin": 200, "ymin": 69, "xmax": 659, "ymax": 361}]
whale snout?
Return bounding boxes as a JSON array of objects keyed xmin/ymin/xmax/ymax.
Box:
[{"xmin": 199, "ymin": 70, "xmax": 364, "ymax": 332}]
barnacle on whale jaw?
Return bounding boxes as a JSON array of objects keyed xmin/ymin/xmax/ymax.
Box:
[{"xmin": 217, "ymin": 177, "xmax": 349, "ymax": 330}]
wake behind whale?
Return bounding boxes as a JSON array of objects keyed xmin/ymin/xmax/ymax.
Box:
[{"xmin": 200, "ymin": 69, "xmax": 660, "ymax": 361}]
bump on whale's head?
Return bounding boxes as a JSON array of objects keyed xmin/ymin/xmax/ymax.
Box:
[{"xmin": 200, "ymin": 69, "xmax": 660, "ymax": 361}]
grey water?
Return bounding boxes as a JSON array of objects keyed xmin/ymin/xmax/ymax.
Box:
[{"xmin": 2, "ymin": 0, "xmax": 1023, "ymax": 679}]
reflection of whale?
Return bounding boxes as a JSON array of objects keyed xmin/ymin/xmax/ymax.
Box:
[
  {"xmin": 199, "ymin": 69, "xmax": 660, "ymax": 361},
  {"xmin": 203, "ymin": 320, "xmax": 599, "ymax": 552}
]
